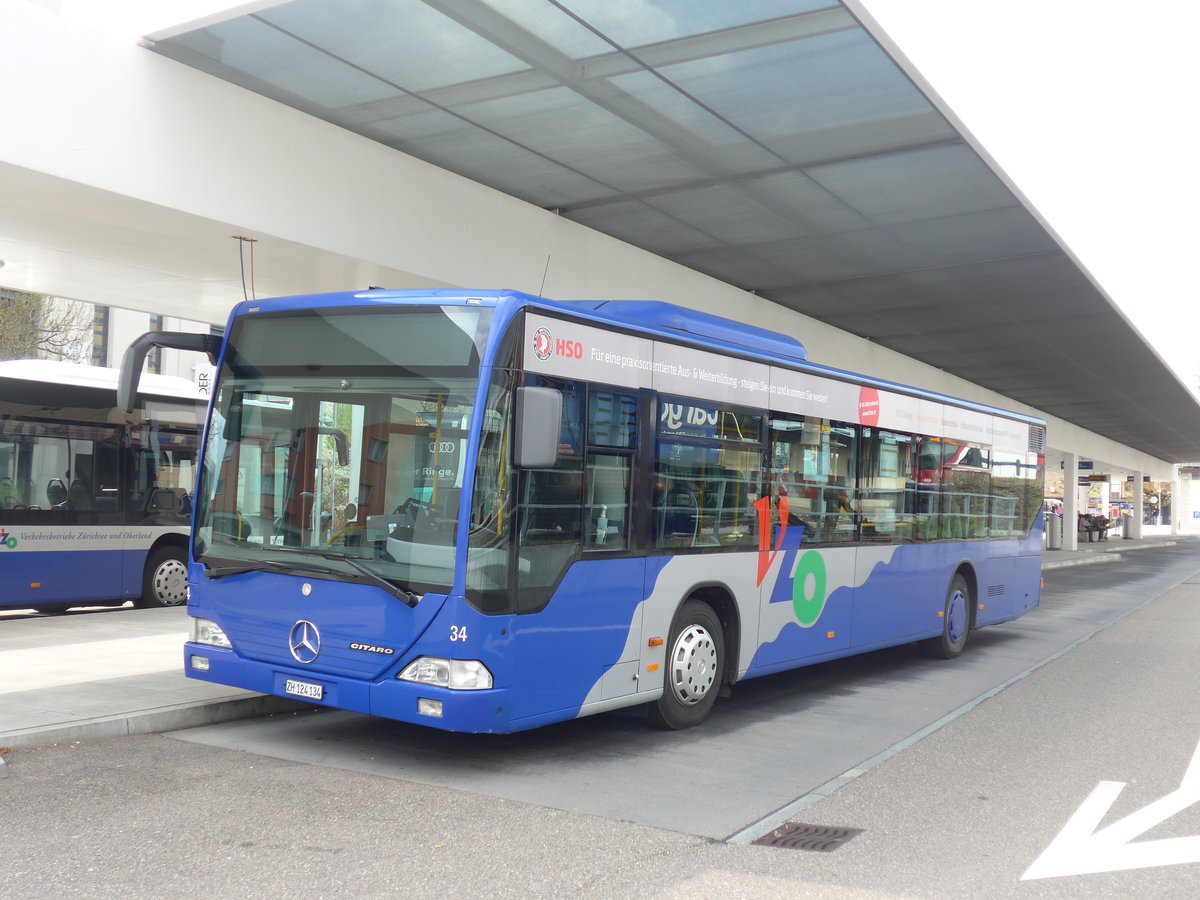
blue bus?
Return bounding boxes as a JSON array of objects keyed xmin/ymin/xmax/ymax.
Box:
[
  {"xmin": 1, "ymin": 359, "xmax": 205, "ymax": 611},
  {"xmin": 120, "ymin": 290, "xmax": 1045, "ymax": 731}
]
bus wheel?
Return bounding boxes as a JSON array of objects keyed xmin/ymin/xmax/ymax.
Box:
[
  {"xmin": 648, "ymin": 598, "xmax": 724, "ymax": 729},
  {"xmin": 923, "ymin": 573, "xmax": 971, "ymax": 659},
  {"xmin": 139, "ymin": 546, "xmax": 188, "ymax": 608}
]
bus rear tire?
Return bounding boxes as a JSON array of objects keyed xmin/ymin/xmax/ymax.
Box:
[
  {"xmin": 922, "ymin": 573, "xmax": 971, "ymax": 659},
  {"xmin": 138, "ymin": 545, "xmax": 188, "ymax": 608},
  {"xmin": 647, "ymin": 598, "xmax": 724, "ymax": 730}
]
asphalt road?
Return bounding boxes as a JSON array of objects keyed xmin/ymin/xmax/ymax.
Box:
[{"xmin": 4, "ymin": 544, "xmax": 1200, "ymax": 898}]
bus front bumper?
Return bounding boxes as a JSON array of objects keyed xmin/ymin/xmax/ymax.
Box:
[{"xmin": 184, "ymin": 643, "xmax": 514, "ymax": 733}]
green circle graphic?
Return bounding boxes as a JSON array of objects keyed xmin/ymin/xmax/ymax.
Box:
[
  {"xmin": 4, "ymin": 537, "xmax": 16, "ymax": 549},
  {"xmin": 792, "ymin": 550, "xmax": 828, "ymax": 626}
]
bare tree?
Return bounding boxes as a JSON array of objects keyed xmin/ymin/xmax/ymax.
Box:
[{"xmin": 0, "ymin": 290, "xmax": 93, "ymax": 362}]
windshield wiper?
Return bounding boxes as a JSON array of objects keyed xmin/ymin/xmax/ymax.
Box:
[
  {"xmin": 203, "ymin": 558, "xmax": 307, "ymax": 579},
  {"xmin": 203, "ymin": 548, "xmax": 421, "ymax": 607},
  {"xmin": 318, "ymin": 552, "xmax": 422, "ymax": 608}
]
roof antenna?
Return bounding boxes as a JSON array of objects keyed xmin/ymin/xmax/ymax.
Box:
[{"xmin": 538, "ymin": 254, "xmax": 551, "ymax": 297}]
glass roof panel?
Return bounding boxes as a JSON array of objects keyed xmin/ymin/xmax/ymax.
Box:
[
  {"xmin": 562, "ymin": 0, "xmax": 838, "ymax": 46},
  {"xmin": 604, "ymin": 69, "xmax": 785, "ymax": 172},
  {"xmin": 166, "ymin": 15, "xmax": 396, "ymax": 109},
  {"xmin": 567, "ymin": 201, "xmax": 722, "ymax": 256},
  {"xmin": 369, "ymin": 108, "xmax": 616, "ymax": 207},
  {"xmin": 888, "ymin": 207, "xmax": 1058, "ymax": 266},
  {"xmin": 482, "ymin": 0, "xmax": 615, "ymax": 58},
  {"xmin": 806, "ymin": 144, "xmax": 1016, "ymax": 225},
  {"xmin": 455, "ymin": 87, "xmax": 710, "ymax": 194},
  {"xmin": 659, "ymin": 29, "xmax": 954, "ymax": 164},
  {"xmin": 647, "ymin": 185, "xmax": 807, "ymax": 245},
  {"xmin": 257, "ymin": 0, "xmax": 531, "ymax": 92}
]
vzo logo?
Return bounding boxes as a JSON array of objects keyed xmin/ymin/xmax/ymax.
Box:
[
  {"xmin": 0, "ymin": 528, "xmax": 17, "ymax": 549},
  {"xmin": 753, "ymin": 497, "xmax": 827, "ymax": 626}
]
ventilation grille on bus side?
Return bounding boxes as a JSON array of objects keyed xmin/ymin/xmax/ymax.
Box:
[{"xmin": 1029, "ymin": 425, "xmax": 1047, "ymax": 453}]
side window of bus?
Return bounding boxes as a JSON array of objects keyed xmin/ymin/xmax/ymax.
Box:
[
  {"xmin": 130, "ymin": 422, "xmax": 198, "ymax": 517},
  {"xmin": 858, "ymin": 429, "xmax": 915, "ymax": 542},
  {"xmin": 914, "ymin": 438, "xmax": 992, "ymax": 540},
  {"xmin": 584, "ymin": 390, "xmax": 635, "ymax": 551},
  {"xmin": 990, "ymin": 449, "xmax": 1025, "ymax": 537},
  {"xmin": 913, "ymin": 436, "xmax": 943, "ymax": 541},
  {"xmin": 0, "ymin": 421, "xmax": 120, "ymax": 520},
  {"xmin": 941, "ymin": 442, "xmax": 990, "ymax": 539},
  {"xmin": 0, "ymin": 430, "xmax": 34, "ymax": 512},
  {"xmin": 768, "ymin": 417, "xmax": 857, "ymax": 544},
  {"xmin": 655, "ymin": 401, "xmax": 763, "ymax": 551}
]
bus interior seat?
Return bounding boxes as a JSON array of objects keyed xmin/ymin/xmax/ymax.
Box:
[
  {"xmin": 46, "ymin": 478, "xmax": 68, "ymax": 507},
  {"xmin": 658, "ymin": 481, "xmax": 698, "ymax": 545},
  {"xmin": 67, "ymin": 478, "xmax": 94, "ymax": 510}
]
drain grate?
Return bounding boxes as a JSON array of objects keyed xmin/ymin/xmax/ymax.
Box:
[{"xmin": 752, "ymin": 823, "xmax": 862, "ymax": 852}]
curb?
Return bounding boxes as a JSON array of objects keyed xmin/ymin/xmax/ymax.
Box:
[
  {"xmin": 0, "ymin": 693, "xmax": 308, "ymax": 752},
  {"xmin": 1042, "ymin": 553, "xmax": 1123, "ymax": 571}
]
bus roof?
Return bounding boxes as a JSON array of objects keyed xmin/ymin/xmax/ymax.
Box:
[
  {"xmin": 526, "ymin": 296, "xmax": 1046, "ymax": 429},
  {"xmin": 228, "ymin": 289, "xmax": 1044, "ymax": 428},
  {"xmin": 0, "ymin": 359, "xmax": 205, "ymax": 401},
  {"xmin": 562, "ymin": 299, "xmax": 807, "ymax": 363}
]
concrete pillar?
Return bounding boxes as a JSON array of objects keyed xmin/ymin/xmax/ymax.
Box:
[
  {"xmin": 1171, "ymin": 465, "xmax": 1182, "ymax": 535},
  {"xmin": 1131, "ymin": 474, "xmax": 1145, "ymax": 539},
  {"xmin": 1062, "ymin": 451, "xmax": 1079, "ymax": 550}
]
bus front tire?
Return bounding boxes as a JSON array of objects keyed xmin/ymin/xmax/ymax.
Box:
[
  {"xmin": 139, "ymin": 546, "xmax": 188, "ymax": 608},
  {"xmin": 923, "ymin": 573, "xmax": 971, "ymax": 659},
  {"xmin": 648, "ymin": 599, "xmax": 724, "ymax": 730}
]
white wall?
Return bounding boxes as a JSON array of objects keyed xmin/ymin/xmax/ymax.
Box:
[{"xmin": 105, "ymin": 307, "xmax": 211, "ymax": 380}]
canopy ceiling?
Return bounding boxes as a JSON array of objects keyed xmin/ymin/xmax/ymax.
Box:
[{"xmin": 148, "ymin": 0, "xmax": 1200, "ymax": 462}]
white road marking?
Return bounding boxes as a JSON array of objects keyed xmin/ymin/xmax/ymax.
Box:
[{"xmin": 1023, "ymin": 735, "xmax": 1200, "ymax": 879}]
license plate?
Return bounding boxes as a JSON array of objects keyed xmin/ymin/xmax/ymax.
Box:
[{"xmin": 284, "ymin": 679, "xmax": 324, "ymax": 700}]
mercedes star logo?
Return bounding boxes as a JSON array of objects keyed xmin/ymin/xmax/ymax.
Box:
[{"xmin": 288, "ymin": 619, "xmax": 321, "ymax": 664}]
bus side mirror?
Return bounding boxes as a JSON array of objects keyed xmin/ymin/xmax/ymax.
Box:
[
  {"xmin": 513, "ymin": 386, "xmax": 562, "ymax": 469},
  {"xmin": 118, "ymin": 331, "xmax": 221, "ymax": 413}
]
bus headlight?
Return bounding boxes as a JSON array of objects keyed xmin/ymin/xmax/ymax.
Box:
[
  {"xmin": 190, "ymin": 616, "xmax": 232, "ymax": 649},
  {"xmin": 398, "ymin": 657, "xmax": 493, "ymax": 690}
]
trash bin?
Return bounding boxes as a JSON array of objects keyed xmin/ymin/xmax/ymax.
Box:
[
  {"xmin": 1121, "ymin": 514, "xmax": 1132, "ymax": 539},
  {"xmin": 1046, "ymin": 514, "xmax": 1063, "ymax": 550}
]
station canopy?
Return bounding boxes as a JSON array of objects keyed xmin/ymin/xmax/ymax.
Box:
[{"xmin": 151, "ymin": 0, "xmax": 1200, "ymax": 462}]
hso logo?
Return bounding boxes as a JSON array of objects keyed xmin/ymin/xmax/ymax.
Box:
[
  {"xmin": 532, "ymin": 326, "xmax": 584, "ymax": 362},
  {"xmin": 533, "ymin": 327, "xmax": 553, "ymax": 360}
]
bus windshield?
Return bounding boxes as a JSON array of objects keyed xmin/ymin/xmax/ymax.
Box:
[{"xmin": 192, "ymin": 305, "xmax": 491, "ymax": 596}]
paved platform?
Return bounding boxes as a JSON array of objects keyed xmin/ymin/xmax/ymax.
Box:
[
  {"xmin": 0, "ymin": 606, "xmax": 303, "ymax": 759},
  {"xmin": 0, "ymin": 535, "xmax": 1193, "ymax": 764},
  {"xmin": 1040, "ymin": 532, "xmax": 1186, "ymax": 569}
]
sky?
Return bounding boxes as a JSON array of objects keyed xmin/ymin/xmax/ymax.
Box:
[
  {"xmin": 73, "ymin": 0, "xmax": 1200, "ymax": 389},
  {"xmin": 857, "ymin": 0, "xmax": 1200, "ymax": 389}
]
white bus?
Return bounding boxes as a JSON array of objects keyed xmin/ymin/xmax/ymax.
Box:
[{"xmin": 0, "ymin": 359, "xmax": 206, "ymax": 611}]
